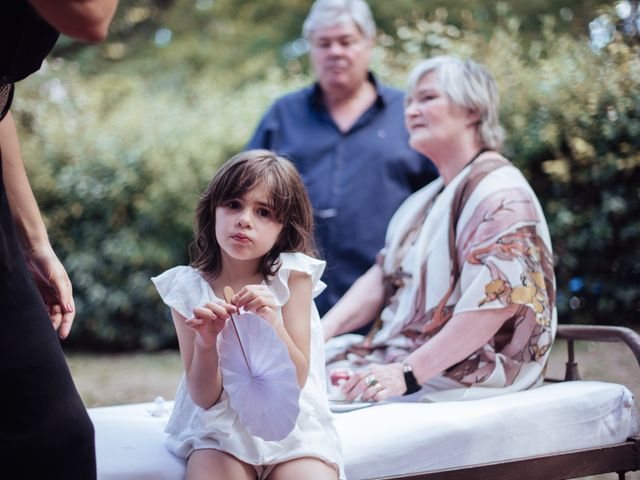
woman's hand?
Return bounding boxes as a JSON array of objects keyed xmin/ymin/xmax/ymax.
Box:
[
  {"xmin": 340, "ymin": 362, "xmax": 407, "ymax": 402},
  {"xmin": 24, "ymin": 245, "xmax": 75, "ymax": 339},
  {"xmin": 232, "ymin": 285, "xmax": 279, "ymax": 326},
  {"xmin": 188, "ymin": 301, "xmax": 237, "ymax": 348}
]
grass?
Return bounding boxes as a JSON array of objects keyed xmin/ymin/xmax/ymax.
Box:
[
  {"xmin": 66, "ymin": 337, "xmax": 640, "ymax": 408},
  {"xmin": 65, "ymin": 337, "xmax": 640, "ymax": 480},
  {"xmin": 66, "ymin": 350, "xmax": 183, "ymax": 408}
]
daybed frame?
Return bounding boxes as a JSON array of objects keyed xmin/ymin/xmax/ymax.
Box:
[{"xmin": 372, "ymin": 324, "xmax": 640, "ymax": 480}]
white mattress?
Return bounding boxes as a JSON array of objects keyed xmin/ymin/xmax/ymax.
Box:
[{"xmin": 89, "ymin": 381, "xmax": 639, "ymax": 479}]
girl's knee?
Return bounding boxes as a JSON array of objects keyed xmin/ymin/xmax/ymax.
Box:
[
  {"xmin": 269, "ymin": 457, "xmax": 338, "ymax": 480},
  {"xmin": 187, "ymin": 449, "xmax": 255, "ymax": 480}
]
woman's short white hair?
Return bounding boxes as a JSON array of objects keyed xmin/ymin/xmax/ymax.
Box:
[
  {"xmin": 302, "ymin": 0, "xmax": 376, "ymax": 40},
  {"xmin": 407, "ymin": 56, "xmax": 505, "ymax": 151}
]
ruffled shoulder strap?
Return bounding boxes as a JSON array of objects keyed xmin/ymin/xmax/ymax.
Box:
[
  {"xmin": 270, "ymin": 252, "xmax": 326, "ymax": 306},
  {"xmin": 151, "ymin": 266, "xmax": 214, "ymax": 319}
]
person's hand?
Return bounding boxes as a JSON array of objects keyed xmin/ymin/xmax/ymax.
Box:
[
  {"xmin": 340, "ymin": 362, "xmax": 407, "ymax": 402},
  {"xmin": 23, "ymin": 245, "xmax": 75, "ymax": 339},
  {"xmin": 189, "ymin": 301, "xmax": 237, "ymax": 348},
  {"xmin": 232, "ymin": 285, "xmax": 279, "ymax": 327}
]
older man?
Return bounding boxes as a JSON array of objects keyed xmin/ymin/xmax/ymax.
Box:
[{"xmin": 247, "ymin": 0, "xmax": 437, "ymax": 327}]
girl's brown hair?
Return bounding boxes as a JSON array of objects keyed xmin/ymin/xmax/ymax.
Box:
[{"xmin": 190, "ymin": 149, "xmax": 316, "ymax": 280}]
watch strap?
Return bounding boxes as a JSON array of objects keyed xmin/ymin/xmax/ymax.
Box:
[{"xmin": 402, "ymin": 362, "xmax": 421, "ymax": 395}]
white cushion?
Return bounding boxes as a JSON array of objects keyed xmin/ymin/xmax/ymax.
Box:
[{"xmin": 90, "ymin": 381, "xmax": 639, "ymax": 479}]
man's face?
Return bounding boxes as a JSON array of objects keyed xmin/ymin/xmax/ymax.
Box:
[{"xmin": 309, "ymin": 20, "xmax": 373, "ymax": 94}]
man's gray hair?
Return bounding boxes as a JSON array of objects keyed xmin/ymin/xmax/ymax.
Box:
[
  {"xmin": 302, "ymin": 0, "xmax": 376, "ymax": 40},
  {"xmin": 407, "ymin": 56, "xmax": 505, "ymax": 151}
]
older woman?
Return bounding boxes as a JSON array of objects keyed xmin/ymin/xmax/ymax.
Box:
[{"xmin": 324, "ymin": 56, "xmax": 557, "ymax": 402}]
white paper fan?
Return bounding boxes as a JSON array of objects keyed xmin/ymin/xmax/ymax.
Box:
[{"xmin": 218, "ymin": 311, "xmax": 301, "ymax": 441}]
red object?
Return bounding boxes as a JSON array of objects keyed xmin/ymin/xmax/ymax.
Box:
[{"xmin": 329, "ymin": 369, "xmax": 352, "ymax": 386}]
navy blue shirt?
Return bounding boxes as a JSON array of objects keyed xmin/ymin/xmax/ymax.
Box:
[{"xmin": 247, "ymin": 74, "xmax": 437, "ymax": 322}]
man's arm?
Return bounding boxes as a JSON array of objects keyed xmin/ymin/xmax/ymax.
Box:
[{"xmin": 28, "ymin": 0, "xmax": 119, "ymax": 42}]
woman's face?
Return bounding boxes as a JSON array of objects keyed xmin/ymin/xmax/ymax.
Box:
[{"xmin": 404, "ymin": 71, "xmax": 474, "ymax": 157}]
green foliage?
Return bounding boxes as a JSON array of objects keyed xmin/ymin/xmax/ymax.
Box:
[
  {"xmin": 59, "ymin": 0, "xmax": 603, "ymax": 84},
  {"xmin": 13, "ymin": 6, "xmax": 639, "ymax": 349}
]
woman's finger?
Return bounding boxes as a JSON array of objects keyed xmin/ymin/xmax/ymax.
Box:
[
  {"xmin": 341, "ymin": 371, "xmax": 368, "ymax": 401},
  {"xmin": 371, "ymin": 384, "xmax": 388, "ymax": 402},
  {"xmin": 52, "ymin": 267, "xmax": 75, "ymax": 314},
  {"xmin": 49, "ymin": 303, "xmax": 62, "ymax": 331},
  {"xmin": 57, "ymin": 309, "xmax": 74, "ymax": 339},
  {"xmin": 360, "ymin": 375, "xmax": 384, "ymax": 401}
]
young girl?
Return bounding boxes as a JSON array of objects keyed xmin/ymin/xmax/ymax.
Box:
[{"xmin": 152, "ymin": 150, "xmax": 344, "ymax": 480}]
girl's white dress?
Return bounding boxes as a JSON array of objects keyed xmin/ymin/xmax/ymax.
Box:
[{"xmin": 151, "ymin": 252, "xmax": 344, "ymax": 478}]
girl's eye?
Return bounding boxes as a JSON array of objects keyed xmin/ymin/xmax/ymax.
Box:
[
  {"xmin": 225, "ymin": 200, "xmax": 241, "ymax": 209},
  {"xmin": 257, "ymin": 208, "xmax": 272, "ymax": 218}
]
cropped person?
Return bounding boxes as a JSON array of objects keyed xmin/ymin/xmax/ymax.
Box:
[
  {"xmin": 324, "ymin": 56, "xmax": 557, "ymax": 403},
  {"xmin": 0, "ymin": 1, "xmax": 118, "ymax": 477},
  {"xmin": 247, "ymin": 0, "xmax": 437, "ymax": 322}
]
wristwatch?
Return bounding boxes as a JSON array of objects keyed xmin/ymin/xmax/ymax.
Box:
[{"xmin": 402, "ymin": 361, "xmax": 421, "ymax": 395}]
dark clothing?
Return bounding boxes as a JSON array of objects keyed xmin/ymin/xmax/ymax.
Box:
[
  {"xmin": 1, "ymin": 1, "xmax": 59, "ymax": 83},
  {"xmin": 0, "ymin": 1, "xmax": 96, "ymax": 477},
  {"xmin": 247, "ymin": 74, "xmax": 437, "ymax": 323},
  {"xmin": 1, "ymin": 1, "xmax": 59, "ymax": 120}
]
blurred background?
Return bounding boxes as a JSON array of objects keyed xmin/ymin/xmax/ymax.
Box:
[{"xmin": 11, "ymin": 0, "xmax": 639, "ymax": 409}]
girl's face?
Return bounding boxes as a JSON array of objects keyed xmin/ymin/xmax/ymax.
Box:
[
  {"xmin": 215, "ymin": 183, "xmax": 284, "ymax": 266},
  {"xmin": 404, "ymin": 71, "xmax": 475, "ymax": 157}
]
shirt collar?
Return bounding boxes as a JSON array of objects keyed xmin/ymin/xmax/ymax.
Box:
[{"xmin": 309, "ymin": 72, "xmax": 388, "ymax": 110}]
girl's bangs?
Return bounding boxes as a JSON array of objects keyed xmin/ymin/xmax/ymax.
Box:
[{"xmin": 218, "ymin": 162, "xmax": 290, "ymax": 222}]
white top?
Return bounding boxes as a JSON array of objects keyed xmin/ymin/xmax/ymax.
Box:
[{"xmin": 151, "ymin": 252, "xmax": 344, "ymax": 477}]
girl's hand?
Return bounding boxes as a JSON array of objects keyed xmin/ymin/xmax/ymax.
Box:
[
  {"xmin": 188, "ymin": 301, "xmax": 237, "ymax": 348},
  {"xmin": 233, "ymin": 285, "xmax": 279, "ymax": 326},
  {"xmin": 340, "ymin": 362, "xmax": 406, "ymax": 402}
]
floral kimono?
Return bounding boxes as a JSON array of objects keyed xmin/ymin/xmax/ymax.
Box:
[{"xmin": 327, "ymin": 152, "xmax": 557, "ymax": 401}]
